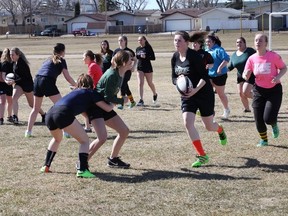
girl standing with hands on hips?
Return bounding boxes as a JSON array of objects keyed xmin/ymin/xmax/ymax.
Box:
[
  {"xmin": 172, "ymin": 31, "xmax": 227, "ymax": 168},
  {"xmin": 243, "ymin": 33, "xmax": 287, "ymax": 147}
]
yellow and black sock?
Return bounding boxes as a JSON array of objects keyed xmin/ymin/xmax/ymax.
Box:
[
  {"xmin": 128, "ymin": 94, "xmax": 135, "ymax": 103},
  {"xmin": 259, "ymin": 131, "xmax": 268, "ymax": 142}
]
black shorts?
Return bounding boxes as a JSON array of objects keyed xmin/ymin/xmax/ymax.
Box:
[
  {"xmin": 210, "ymin": 74, "xmax": 228, "ymax": 86},
  {"xmin": 16, "ymin": 81, "xmax": 33, "ymax": 93},
  {"xmin": 45, "ymin": 105, "xmax": 75, "ymax": 130},
  {"xmin": 34, "ymin": 76, "xmax": 59, "ymax": 97},
  {"xmin": 87, "ymin": 104, "xmax": 117, "ymax": 121},
  {"xmin": 6, "ymin": 84, "xmax": 13, "ymax": 96},
  {"xmin": 237, "ymin": 73, "xmax": 255, "ymax": 85},
  {"xmin": 181, "ymin": 91, "xmax": 215, "ymax": 117},
  {"xmin": 0, "ymin": 82, "xmax": 7, "ymax": 95}
]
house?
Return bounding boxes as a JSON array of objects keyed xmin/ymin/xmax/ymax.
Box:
[
  {"xmin": 65, "ymin": 14, "xmax": 116, "ymax": 34},
  {"xmin": 160, "ymin": 8, "xmax": 257, "ymax": 32},
  {"xmin": 255, "ymin": 11, "xmax": 287, "ymax": 31}
]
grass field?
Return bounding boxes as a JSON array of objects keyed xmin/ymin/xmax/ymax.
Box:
[{"xmin": 0, "ymin": 32, "xmax": 288, "ymax": 216}]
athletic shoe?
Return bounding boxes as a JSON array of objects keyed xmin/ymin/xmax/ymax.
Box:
[
  {"xmin": 7, "ymin": 116, "xmax": 13, "ymax": 123},
  {"xmin": 76, "ymin": 169, "xmax": 95, "ymax": 178},
  {"xmin": 272, "ymin": 124, "xmax": 279, "ymax": 138},
  {"xmin": 107, "ymin": 157, "xmax": 130, "ymax": 169},
  {"xmin": 128, "ymin": 101, "xmax": 136, "ymax": 109},
  {"xmin": 257, "ymin": 140, "xmax": 268, "ymax": 147},
  {"xmin": 40, "ymin": 165, "xmax": 50, "ymax": 173},
  {"xmin": 12, "ymin": 115, "xmax": 19, "ymax": 125},
  {"xmin": 191, "ymin": 155, "xmax": 209, "ymax": 168},
  {"xmin": 84, "ymin": 128, "xmax": 92, "ymax": 133},
  {"xmin": 137, "ymin": 99, "xmax": 144, "ymax": 107},
  {"xmin": 0, "ymin": 118, "xmax": 3, "ymax": 125},
  {"xmin": 117, "ymin": 104, "xmax": 124, "ymax": 110},
  {"xmin": 63, "ymin": 132, "xmax": 71, "ymax": 138},
  {"xmin": 218, "ymin": 125, "xmax": 227, "ymax": 145},
  {"xmin": 153, "ymin": 94, "xmax": 158, "ymax": 104},
  {"xmin": 25, "ymin": 130, "xmax": 32, "ymax": 138},
  {"xmin": 221, "ymin": 108, "xmax": 230, "ymax": 120},
  {"xmin": 41, "ymin": 113, "xmax": 46, "ymax": 123},
  {"xmin": 243, "ymin": 109, "xmax": 251, "ymax": 113}
]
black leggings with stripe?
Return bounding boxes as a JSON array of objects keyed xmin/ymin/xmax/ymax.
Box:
[{"xmin": 252, "ymin": 84, "xmax": 282, "ymax": 133}]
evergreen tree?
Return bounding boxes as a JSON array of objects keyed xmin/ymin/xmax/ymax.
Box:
[{"xmin": 74, "ymin": 1, "xmax": 80, "ymax": 17}]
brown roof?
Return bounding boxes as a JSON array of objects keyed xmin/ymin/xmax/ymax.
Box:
[
  {"xmin": 161, "ymin": 8, "xmax": 213, "ymax": 18},
  {"xmin": 65, "ymin": 13, "xmax": 115, "ymax": 22}
]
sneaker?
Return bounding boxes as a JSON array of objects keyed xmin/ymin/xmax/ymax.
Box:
[
  {"xmin": 128, "ymin": 101, "xmax": 136, "ymax": 109},
  {"xmin": 7, "ymin": 116, "xmax": 13, "ymax": 123},
  {"xmin": 221, "ymin": 108, "xmax": 230, "ymax": 120},
  {"xmin": 272, "ymin": 124, "xmax": 279, "ymax": 138},
  {"xmin": 12, "ymin": 115, "xmax": 19, "ymax": 125},
  {"xmin": 137, "ymin": 99, "xmax": 144, "ymax": 107},
  {"xmin": 153, "ymin": 94, "xmax": 158, "ymax": 104},
  {"xmin": 41, "ymin": 113, "xmax": 46, "ymax": 123},
  {"xmin": 117, "ymin": 104, "xmax": 124, "ymax": 110},
  {"xmin": 0, "ymin": 118, "xmax": 3, "ymax": 125},
  {"xmin": 63, "ymin": 131, "xmax": 71, "ymax": 138},
  {"xmin": 107, "ymin": 157, "xmax": 130, "ymax": 169},
  {"xmin": 257, "ymin": 140, "xmax": 268, "ymax": 147},
  {"xmin": 191, "ymin": 155, "xmax": 209, "ymax": 167},
  {"xmin": 243, "ymin": 109, "xmax": 251, "ymax": 113},
  {"xmin": 218, "ymin": 125, "xmax": 227, "ymax": 145},
  {"xmin": 25, "ymin": 130, "xmax": 32, "ymax": 138},
  {"xmin": 76, "ymin": 169, "xmax": 95, "ymax": 178},
  {"xmin": 40, "ymin": 165, "xmax": 50, "ymax": 173},
  {"xmin": 84, "ymin": 128, "xmax": 92, "ymax": 133}
]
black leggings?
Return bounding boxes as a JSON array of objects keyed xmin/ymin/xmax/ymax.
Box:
[
  {"xmin": 120, "ymin": 70, "xmax": 132, "ymax": 96},
  {"xmin": 252, "ymin": 84, "xmax": 282, "ymax": 133}
]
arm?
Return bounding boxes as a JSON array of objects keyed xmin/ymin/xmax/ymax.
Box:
[
  {"xmin": 184, "ymin": 79, "xmax": 206, "ymax": 98},
  {"xmin": 217, "ymin": 60, "xmax": 229, "ymax": 74},
  {"xmin": 62, "ymin": 68, "xmax": 76, "ymax": 87},
  {"xmin": 171, "ymin": 54, "xmax": 177, "ymax": 85},
  {"xmin": 95, "ymin": 101, "xmax": 114, "ymax": 112},
  {"xmin": 272, "ymin": 65, "xmax": 287, "ymax": 84}
]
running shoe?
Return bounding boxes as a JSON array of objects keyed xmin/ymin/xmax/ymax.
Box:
[
  {"xmin": 7, "ymin": 116, "xmax": 13, "ymax": 123},
  {"xmin": 221, "ymin": 108, "xmax": 230, "ymax": 120},
  {"xmin": 191, "ymin": 155, "xmax": 209, "ymax": 168},
  {"xmin": 76, "ymin": 169, "xmax": 95, "ymax": 178},
  {"xmin": 13, "ymin": 115, "xmax": 19, "ymax": 125},
  {"xmin": 25, "ymin": 130, "xmax": 32, "ymax": 138},
  {"xmin": 257, "ymin": 140, "xmax": 268, "ymax": 147},
  {"xmin": 84, "ymin": 128, "xmax": 92, "ymax": 133},
  {"xmin": 63, "ymin": 132, "xmax": 71, "ymax": 138},
  {"xmin": 136, "ymin": 99, "xmax": 144, "ymax": 107},
  {"xmin": 128, "ymin": 101, "xmax": 136, "ymax": 108},
  {"xmin": 117, "ymin": 104, "xmax": 124, "ymax": 110},
  {"xmin": 40, "ymin": 165, "xmax": 50, "ymax": 173},
  {"xmin": 218, "ymin": 125, "xmax": 227, "ymax": 145},
  {"xmin": 107, "ymin": 157, "xmax": 130, "ymax": 169},
  {"xmin": 272, "ymin": 124, "xmax": 279, "ymax": 138},
  {"xmin": 0, "ymin": 118, "xmax": 3, "ymax": 125},
  {"xmin": 153, "ymin": 94, "xmax": 158, "ymax": 104}
]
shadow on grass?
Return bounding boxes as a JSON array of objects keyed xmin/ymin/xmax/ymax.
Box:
[
  {"xmin": 219, "ymin": 157, "xmax": 288, "ymax": 173},
  {"xmin": 94, "ymin": 168, "xmax": 260, "ymax": 183}
]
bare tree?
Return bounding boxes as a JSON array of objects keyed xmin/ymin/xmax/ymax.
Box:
[
  {"xmin": 120, "ymin": 0, "xmax": 148, "ymax": 11},
  {"xmin": 0, "ymin": 0, "xmax": 19, "ymax": 26},
  {"xmin": 155, "ymin": 0, "xmax": 180, "ymax": 12}
]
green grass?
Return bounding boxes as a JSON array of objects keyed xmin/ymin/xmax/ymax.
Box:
[{"xmin": 0, "ymin": 32, "xmax": 288, "ymax": 215}]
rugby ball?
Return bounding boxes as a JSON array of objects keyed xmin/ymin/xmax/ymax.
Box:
[
  {"xmin": 5, "ymin": 73, "xmax": 16, "ymax": 81},
  {"xmin": 176, "ymin": 76, "xmax": 192, "ymax": 95}
]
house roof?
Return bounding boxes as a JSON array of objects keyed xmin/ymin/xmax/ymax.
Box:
[
  {"xmin": 104, "ymin": 10, "xmax": 155, "ymax": 17},
  {"xmin": 65, "ymin": 13, "xmax": 115, "ymax": 22},
  {"xmin": 160, "ymin": 8, "xmax": 213, "ymax": 18}
]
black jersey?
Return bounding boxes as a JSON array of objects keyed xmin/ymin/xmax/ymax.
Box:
[
  {"xmin": 135, "ymin": 45, "xmax": 155, "ymax": 72},
  {"xmin": 1, "ymin": 61, "xmax": 13, "ymax": 76},
  {"xmin": 171, "ymin": 48, "xmax": 213, "ymax": 97},
  {"xmin": 13, "ymin": 58, "xmax": 33, "ymax": 86}
]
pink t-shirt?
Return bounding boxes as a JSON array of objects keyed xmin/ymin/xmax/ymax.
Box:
[{"xmin": 244, "ymin": 51, "xmax": 286, "ymax": 88}]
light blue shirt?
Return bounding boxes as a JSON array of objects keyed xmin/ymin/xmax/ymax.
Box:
[{"xmin": 206, "ymin": 44, "xmax": 230, "ymax": 77}]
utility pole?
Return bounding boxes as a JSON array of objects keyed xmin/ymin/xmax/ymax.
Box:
[{"xmin": 105, "ymin": 0, "xmax": 108, "ymax": 34}]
